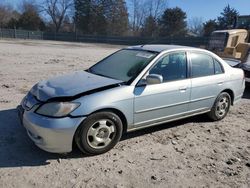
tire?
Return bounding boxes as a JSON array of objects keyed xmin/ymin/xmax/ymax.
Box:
[
  {"xmin": 75, "ymin": 111, "xmax": 123, "ymax": 155},
  {"xmin": 208, "ymin": 92, "xmax": 231, "ymax": 121}
]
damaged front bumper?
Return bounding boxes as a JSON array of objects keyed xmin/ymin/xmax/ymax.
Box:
[{"xmin": 17, "ymin": 105, "xmax": 85, "ymax": 153}]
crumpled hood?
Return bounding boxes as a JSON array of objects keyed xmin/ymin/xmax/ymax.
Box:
[{"xmin": 30, "ymin": 71, "xmax": 123, "ymax": 102}]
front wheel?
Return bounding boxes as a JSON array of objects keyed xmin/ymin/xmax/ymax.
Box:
[
  {"xmin": 75, "ymin": 111, "xmax": 123, "ymax": 155},
  {"xmin": 208, "ymin": 92, "xmax": 231, "ymax": 121}
]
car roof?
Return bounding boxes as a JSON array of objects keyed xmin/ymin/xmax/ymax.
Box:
[{"xmin": 126, "ymin": 44, "xmax": 197, "ymax": 53}]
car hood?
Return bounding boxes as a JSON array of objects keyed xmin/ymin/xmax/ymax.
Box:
[{"xmin": 30, "ymin": 71, "xmax": 123, "ymax": 102}]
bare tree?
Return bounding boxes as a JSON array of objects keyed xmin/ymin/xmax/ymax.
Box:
[
  {"xmin": 146, "ymin": 0, "xmax": 168, "ymax": 19},
  {"xmin": 19, "ymin": 0, "xmax": 37, "ymax": 12},
  {"xmin": 130, "ymin": 0, "xmax": 144, "ymax": 35},
  {"xmin": 0, "ymin": 3, "xmax": 19, "ymax": 28},
  {"xmin": 0, "ymin": 5, "xmax": 10, "ymax": 27},
  {"xmin": 129, "ymin": 0, "xmax": 167, "ymax": 36},
  {"xmin": 18, "ymin": 0, "xmax": 45, "ymax": 30},
  {"xmin": 188, "ymin": 17, "xmax": 204, "ymax": 36},
  {"xmin": 40, "ymin": 0, "xmax": 73, "ymax": 32}
]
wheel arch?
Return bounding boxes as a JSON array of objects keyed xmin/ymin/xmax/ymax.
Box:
[
  {"xmin": 91, "ymin": 108, "xmax": 128, "ymax": 133},
  {"xmin": 73, "ymin": 107, "xmax": 128, "ymax": 140},
  {"xmin": 221, "ymin": 89, "xmax": 235, "ymax": 105},
  {"xmin": 72, "ymin": 107, "xmax": 128, "ymax": 152}
]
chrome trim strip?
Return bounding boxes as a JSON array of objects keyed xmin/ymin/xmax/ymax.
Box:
[
  {"xmin": 135, "ymin": 95, "xmax": 215, "ymax": 114},
  {"xmin": 128, "ymin": 108, "xmax": 210, "ymax": 132}
]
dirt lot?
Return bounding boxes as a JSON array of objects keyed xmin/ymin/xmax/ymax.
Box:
[{"xmin": 0, "ymin": 39, "xmax": 249, "ymax": 188}]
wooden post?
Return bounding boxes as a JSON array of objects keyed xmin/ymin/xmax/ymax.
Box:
[{"xmin": 14, "ymin": 27, "xmax": 16, "ymax": 38}]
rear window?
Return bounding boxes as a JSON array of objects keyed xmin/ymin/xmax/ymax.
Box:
[
  {"xmin": 214, "ymin": 59, "xmax": 224, "ymax": 74},
  {"xmin": 190, "ymin": 53, "xmax": 215, "ymax": 78}
]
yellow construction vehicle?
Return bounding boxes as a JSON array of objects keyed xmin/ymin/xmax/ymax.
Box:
[{"xmin": 208, "ymin": 15, "xmax": 250, "ymax": 83}]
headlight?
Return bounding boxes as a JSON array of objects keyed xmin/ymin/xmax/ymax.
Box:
[{"xmin": 36, "ymin": 102, "xmax": 80, "ymax": 117}]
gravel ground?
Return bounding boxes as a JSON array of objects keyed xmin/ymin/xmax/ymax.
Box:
[{"xmin": 0, "ymin": 39, "xmax": 249, "ymax": 188}]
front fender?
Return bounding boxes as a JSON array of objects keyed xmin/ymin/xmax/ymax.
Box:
[{"xmin": 70, "ymin": 86, "xmax": 135, "ymax": 126}]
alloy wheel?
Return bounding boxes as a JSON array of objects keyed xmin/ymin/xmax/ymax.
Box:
[
  {"xmin": 216, "ymin": 96, "xmax": 230, "ymax": 117},
  {"xmin": 86, "ymin": 119, "xmax": 116, "ymax": 149}
]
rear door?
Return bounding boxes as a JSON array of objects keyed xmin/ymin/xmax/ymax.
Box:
[{"xmin": 188, "ymin": 52, "xmax": 226, "ymax": 112}]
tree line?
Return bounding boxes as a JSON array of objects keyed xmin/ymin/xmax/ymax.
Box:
[{"xmin": 0, "ymin": 0, "xmax": 240, "ymax": 37}]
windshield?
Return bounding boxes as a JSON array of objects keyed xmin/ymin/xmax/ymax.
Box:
[
  {"xmin": 208, "ymin": 32, "xmax": 229, "ymax": 52},
  {"xmin": 89, "ymin": 49, "xmax": 158, "ymax": 82}
]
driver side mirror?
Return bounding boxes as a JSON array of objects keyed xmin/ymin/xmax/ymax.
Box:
[
  {"xmin": 137, "ymin": 74, "xmax": 163, "ymax": 87},
  {"xmin": 146, "ymin": 74, "xmax": 163, "ymax": 85}
]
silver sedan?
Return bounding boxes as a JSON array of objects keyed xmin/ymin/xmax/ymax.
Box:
[{"xmin": 18, "ymin": 45, "xmax": 245, "ymax": 155}]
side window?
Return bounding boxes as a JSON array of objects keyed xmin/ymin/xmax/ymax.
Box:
[
  {"xmin": 214, "ymin": 59, "xmax": 224, "ymax": 74},
  {"xmin": 190, "ymin": 53, "xmax": 214, "ymax": 78},
  {"xmin": 149, "ymin": 52, "xmax": 187, "ymax": 82}
]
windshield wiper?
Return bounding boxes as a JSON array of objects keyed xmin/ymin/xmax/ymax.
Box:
[
  {"xmin": 86, "ymin": 68, "xmax": 92, "ymax": 73},
  {"xmin": 87, "ymin": 68, "xmax": 118, "ymax": 80}
]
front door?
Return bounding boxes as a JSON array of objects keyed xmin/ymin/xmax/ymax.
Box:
[{"xmin": 133, "ymin": 52, "xmax": 191, "ymax": 129}]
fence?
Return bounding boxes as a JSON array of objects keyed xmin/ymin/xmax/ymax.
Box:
[
  {"xmin": 0, "ymin": 28, "xmax": 43, "ymax": 40},
  {"xmin": 0, "ymin": 28, "xmax": 209, "ymax": 47}
]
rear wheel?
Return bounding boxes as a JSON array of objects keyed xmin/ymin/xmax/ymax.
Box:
[
  {"xmin": 75, "ymin": 111, "xmax": 123, "ymax": 155},
  {"xmin": 208, "ymin": 92, "xmax": 231, "ymax": 121}
]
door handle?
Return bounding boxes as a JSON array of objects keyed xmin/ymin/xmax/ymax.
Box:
[
  {"xmin": 179, "ymin": 87, "xmax": 187, "ymax": 92},
  {"xmin": 217, "ymin": 82, "xmax": 223, "ymax": 85}
]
